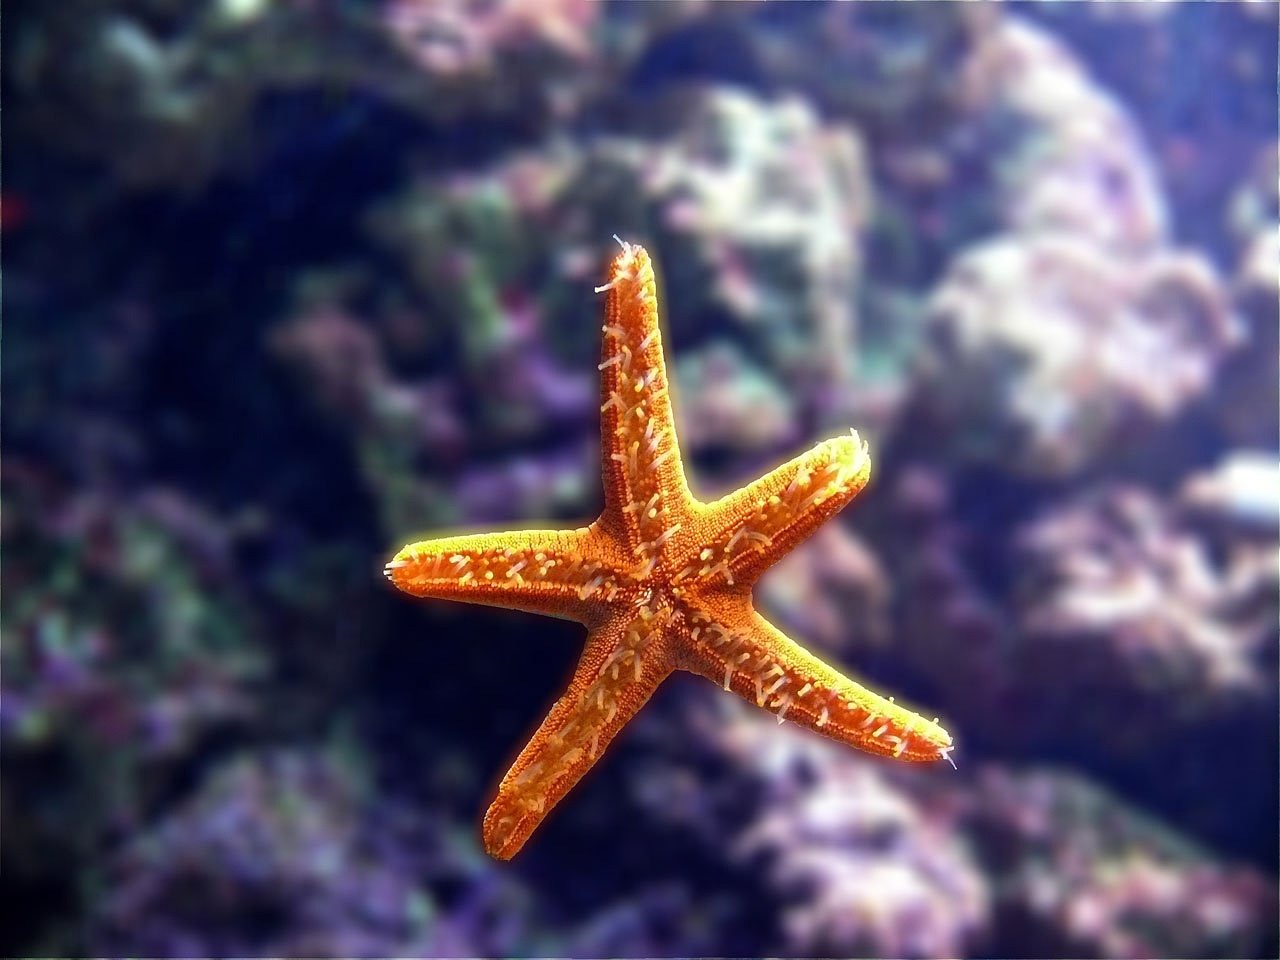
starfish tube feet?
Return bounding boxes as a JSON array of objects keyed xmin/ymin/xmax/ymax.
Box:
[
  {"xmin": 679, "ymin": 430, "xmax": 872, "ymax": 589},
  {"xmin": 386, "ymin": 239, "xmax": 953, "ymax": 859},
  {"xmin": 681, "ymin": 603, "xmax": 953, "ymax": 763},
  {"xmin": 386, "ymin": 528, "xmax": 634, "ymax": 621},
  {"xmin": 483, "ymin": 602, "xmax": 676, "ymax": 859},
  {"xmin": 596, "ymin": 242, "xmax": 691, "ymax": 559}
]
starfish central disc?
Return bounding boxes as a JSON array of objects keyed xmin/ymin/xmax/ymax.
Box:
[{"xmin": 386, "ymin": 239, "xmax": 953, "ymax": 860}]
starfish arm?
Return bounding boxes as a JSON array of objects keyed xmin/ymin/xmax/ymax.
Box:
[
  {"xmin": 674, "ymin": 431, "xmax": 872, "ymax": 590},
  {"xmin": 596, "ymin": 241, "xmax": 690, "ymax": 572},
  {"xmin": 385, "ymin": 526, "xmax": 634, "ymax": 622},
  {"xmin": 678, "ymin": 599, "xmax": 953, "ymax": 764},
  {"xmin": 482, "ymin": 599, "xmax": 677, "ymax": 859}
]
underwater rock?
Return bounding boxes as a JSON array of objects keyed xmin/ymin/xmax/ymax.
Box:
[
  {"xmin": 10, "ymin": 0, "xmax": 601, "ymax": 188},
  {"xmin": 757, "ymin": 522, "xmax": 890, "ymax": 662},
  {"xmin": 963, "ymin": 768, "xmax": 1278, "ymax": 960},
  {"xmin": 90, "ymin": 747, "xmax": 530, "ymax": 957},
  {"xmin": 915, "ymin": 233, "xmax": 1239, "ymax": 476},
  {"xmin": 673, "ymin": 341, "xmax": 797, "ymax": 457},
  {"xmin": 1013, "ymin": 484, "xmax": 1278, "ymax": 723},
  {"xmin": 735, "ymin": 742, "xmax": 987, "ymax": 959},
  {"xmin": 958, "ymin": 14, "xmax": 1169, "ymax": 255},
  {"xmin": 635, "ymin": 699, "xmax": 987, "ymax": 960}
]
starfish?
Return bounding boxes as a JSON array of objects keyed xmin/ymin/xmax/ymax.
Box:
[{"xmin": 386, "ymin": 239, "xmax": 953, "ymax": 860}]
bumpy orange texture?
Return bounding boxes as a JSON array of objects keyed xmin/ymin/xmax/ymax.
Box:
[{"xmin": 387, "ymin": 240, "xmax": 953, "ymax": 860}]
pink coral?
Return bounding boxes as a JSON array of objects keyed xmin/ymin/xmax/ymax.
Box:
[{"xmin": 917, "ymin": 234, "xmax": 1239, "ymax": 474}]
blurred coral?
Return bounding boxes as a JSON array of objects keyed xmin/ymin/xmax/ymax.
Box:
[
  {"xmin": 9, "ymin": 0, "xmax": 601, "ymax": 188},
  {"xmin": 1215, "ymin": 143, "xmax": 1280, "ymax": 448},
  {"xmin": 382, "ymin": 0, "xmax": 597, "ymax": 79},
  {"xmin": 963, "ymin": 769, "xmax": 1278, "ymax": 960},
  {"xmin": 958, "ymin": 15, "xmax": 1168, "ymax": 254},
  {"xmin": 1013, "ymin": 485, "xmax": 1277, "ymax": 716},
  {"xmin": 629, "ymin": 88, "xmax": 872, "ymax": 414},
  {"xmin": 1, "ymin": 467, "xmax": 266, "ymax": 954},
  {"xmin": 90, "ymin": 747, "xmax": 531, "ymax": 957},
  {"xmin": 916, "ymin": 234, "xmax": 1238, "ymax": 475},
  {"xmin": 735, "ymin": 738, "xmax": 987, "ymax": 958},
  {"xmin": 674, "ymin": 342, "xmax": 797, "ymax": 457},
  {"xmin": 758, "ymin": 522, "xmax": 890, "ymax": 661}
]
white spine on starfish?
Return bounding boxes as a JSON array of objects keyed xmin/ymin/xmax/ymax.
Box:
[
  {"xmin": 388, "ymin": 545, "xmax": 636, "ymax": 602},
  {"xmin": 675, "ymin": 603, "xmax": 951, "ymax": 758},
  {"xmin": 598, "ymin": 242, "xmax": 682, "ymax": 577},
  {"xmin": 497, "ymin": 601, "xmax": 670, "ymax": 829},
  {"xmin": 690, "ymin": 432, "xmax": 871, "ymax": 590}
]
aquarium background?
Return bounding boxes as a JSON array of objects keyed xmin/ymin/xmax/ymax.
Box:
[{"xmin": 4, "ymin": 1, "xmax": 1278, "ymax": 957}]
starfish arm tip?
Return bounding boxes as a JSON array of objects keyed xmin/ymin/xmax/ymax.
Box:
[{"xmin": 481, "ymin": 810, "xmax": 522, "ymax": 861}]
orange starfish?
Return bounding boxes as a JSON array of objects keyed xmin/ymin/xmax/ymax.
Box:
[{"xmin": 386, "ymin": 239, "xmax": 953, "ymax": 860}]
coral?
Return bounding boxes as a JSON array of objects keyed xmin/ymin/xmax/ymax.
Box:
[
  {"xmin": 1228, "ymin": 144, "xmax": 1279, "ymax": 251},
  {"xmin": 870, "ymin": 465, "xmax": 1278, "ymax": 773},
  {"xmin": 381, "ymin": 0, "xmax": 596, "ymax": 82},
  {"xmin": 9, "ymin": 0, "xmax": 600, "ymax": 188},
  {"xmin": 269, "ymin": 302, "xmax": 462, "ymax": 535},
  {"xmin": 556, "ymin": 883, "xmax": 727, "ymax": 959},
  {"xmin": 1215, "ymin": 143, "xmax": 1280, "ymax": 447},
  {"xmin": 89, "ymin": 747, "xmax": 531, "ymax": 957},
  {"xmin": 958, "ymin": 14, "xmax": 1168, "ymax": 254},
  {"xmin": 1, "ymin": 468, "xmax": 266, "ymax": 954},
  {"xmin": 757, "ymin": 522, "xmax": 890, "ymax": 661},
  {"xmin": 915, "ymin": 233, "xmax": 1239, "ymax": 475},
  {"xmin": 637, "ymin": 701, "xmax": 987, "ymax": 959},
  {"xmin": 673, "ymin": 342, "xmax": 797, "ymax": 457},
  {"xmin": 725, "ymin": 4, "xmax": 985, "ymax": 136},
  {"xmin": 0, "ymin": 472, "xmax": 264, "ymax": 760},
  {"xmin": 735, "ymin": 741, "xmax": 987, "ymax": 958},
  {"xmin": 871, "ymin": 466, "xmax": 1019, "ymax": 737},
  {"xmin": 1013, "ymin": 485, "xmax": 1277, "ymax": 719},
  {"xmin": 269, "ymin": 296, "xmax": 592, "ymax": 535},
  {"xmin": 963, "ymin": 769, "xmax": 1278, "ymax": 959},
  {"xmin": 364, "ymin": 87, "xmax": 875, "ymax": 450},
  {"xmin": 616, "ymin": 88, "xmax": 872, "ymax": 413},
  {"xmin": 1179, "ymin": 451, "xmax": 1280, "ymax": 537}
]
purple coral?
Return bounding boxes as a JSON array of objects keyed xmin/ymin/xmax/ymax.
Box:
[
  {"xmin": 1014, "ymin": 484, "xmax": 1276, "ymax": 716},
  {"xmin": 963, "ymin": 768, "xmax": 1277, "ymax": 959},
  {"xmin": 916, "ymin": 234, "xmax": 1238, "ymax": 475},
  {"xmin": 91, "ymin": 748, "xmax": 530, "ymax": 958},
  {"xmin": 735, "ymin": 739, "xmax": 988, "ymax": 958}
]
